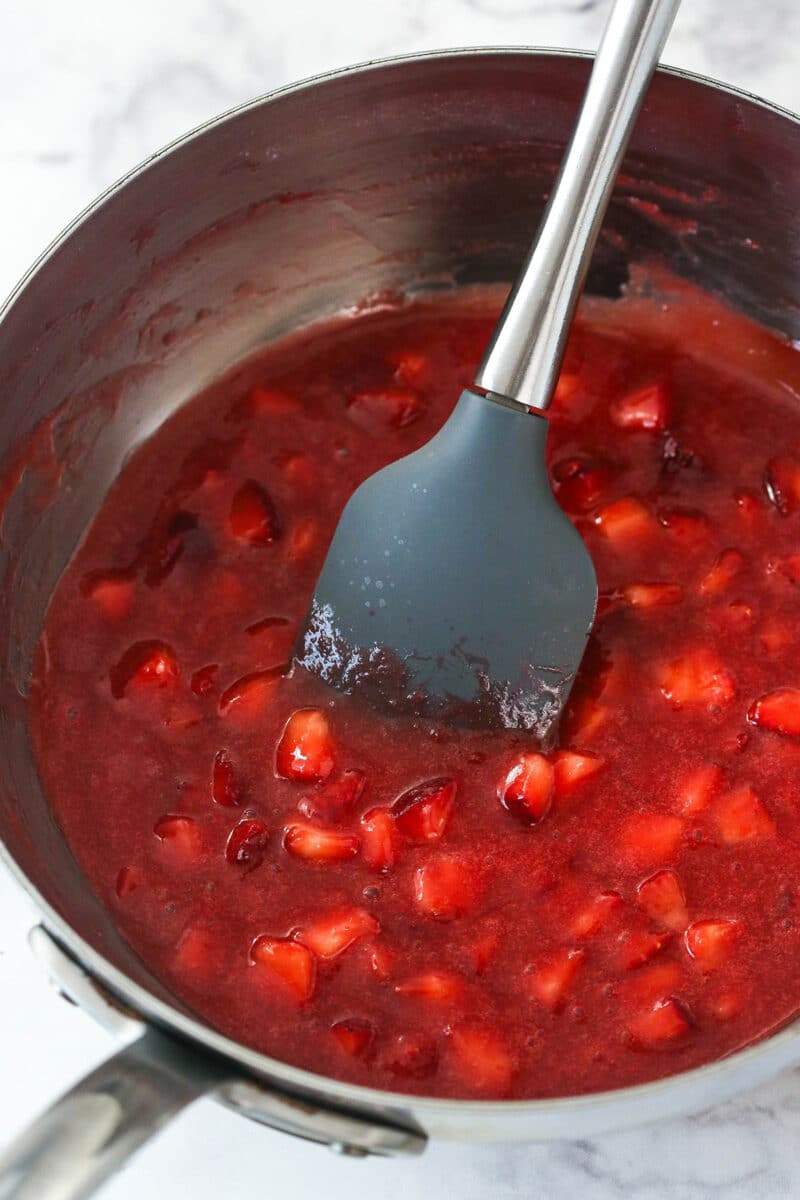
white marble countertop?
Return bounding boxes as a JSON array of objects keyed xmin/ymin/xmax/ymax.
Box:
[{"xmin": 3, "ymin": 2, "xmax": 800, "ymax": 1197}]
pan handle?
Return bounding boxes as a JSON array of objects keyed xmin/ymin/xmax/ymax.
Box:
[{"xmin": 0, "ymin": 1027, "xmax": 224, "ymax": 1200}]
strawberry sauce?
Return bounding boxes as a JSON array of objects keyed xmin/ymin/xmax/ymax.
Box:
[{"xmin": 29, "ymin": 283, "xmax": 800, "ymax": 1099}]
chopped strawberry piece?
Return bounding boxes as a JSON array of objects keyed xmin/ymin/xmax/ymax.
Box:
[
  {"xmin": 413, "ymin": 856, "xmax": 482, "ymax": 921},
  {"xmin": 770, "ymin": 553, "xmax": 800, "ymax": 584},
  {"xmin": 190, "ymin": 663, "xmax": 218, "ymax": 697},
  {"xmin": 380, "ymin": 1033, "xmax": 438, "ymax": 1078},
  {"xmin": 765, "ymin": 455, "xmax": 800, "ymax": 515},
  {"xmin": 734, "ymin": 487, "xmax": 762, "ymax": 527},
  {"xmin": 621, "ymin": 814, "xmax": 684, "ymax": 865},
  {"xmin": 175, "ymin": 927, "xmax": 216, "ymax": 974},
  {"xmin": 367, "ymin": 942, "xmax": 395, "ymax": 981},
  {"xmin": 748, "ymin": 688, "xmax": 800, "ymax": 736},
  {"xmin": 251, "ymin": 936, "xmax": 315, "ymax": 1003},
  {"xmin": 759, "ymin": 619, "xmax": 793, "ymax": 655},
  {"xmin": 360, "ymin": 807, "xmax": 399, "ymax": 871},
  {"xmin": 609, "ymin": 380, "xmax": 669, "ymax": 431},
  {"xmin": 330, "ymin": 1020, "xmax": 373, "ymax": 1057},
  {"xmin": 278, "ymin": 452, "xmax": 316, "ymax": 488},
  {"xmin": 110, "ymin": 640, "xmax": 179, "ymax": 699},
  {"xmin": 225, "ymin": 817, "xmax": 269, "ymax": 869},
  {"xmin": 393, "ymin": 777, "xmax": 457, "ymax": 843},
  {"xmin": 283, "ymin": 821, "xmax": 359, "ymax": 863},
  {"xmin": 551, "ymin": 456, "xmax": 616, "ymax": 513},
  {"xmin": 594, "ymin": 497, "xmax": 656, "ymax": 543},
  {"xmin": 276, "ymin": 709, "xmax": 336, "ymax": 781},
  {"xmin": 618, "ymin": 928, "xmax": 673, "ymax": 970},
  {"xmin": 698, "ymin": 548, "xmax": 745, "ymax": 596},
  {"xmin": 298, "ymin": 769, "xmax": 366, "ymax": 824},
  {"xmin": 395, "ymin": 971, "xmax": 463, "ymax": 1004},
  {"xmin": 212, "ymin": 749, "xmax": 242, "ymax": 807},
  {"xmin": 390, "ymin": 350, "xmax": 429, "ymax": 384},
  {"xmin": 626, "ymin": 960, "xmax": 683, "ymax": 1003},
  {"xmin": 528, "ymin": 948, "xmax": 584, "ymax": 1010},
  {"xmin": 685, "ymin": 918, "xmax": 740, "ymax": 970},
  {"xmin": 287, "ymin": 518, "xmax": 317, "ymax": 561},
  {"xmin": 154, "ymin": 815, "xmax": 202, "ymax": 862},
  {"xmin": 622, "ymin": 582, "xmax": 683, "ymax": 608},
  {"xmin": 636, "ymin": 870, "xmax": 688, "ymax": 932},
  {"xmin": 656, "ymin": 648, "xmax": 735, "ymax": 709},
  {"xmin": 115, "ymin": 866, "xmax": 142, "ymax": 899},
  {"xmin": 81, "ymin": 571, "xmax": 134, "ymax": 619},
  {"xmin": 712, "ymin": 991, "xmax": 742, "ymax": 1021},
  {"xmin": 678, "ymin": 763, "xmax": 723, "ymax": 814},
  {"xmin": 448, "ymin": 1026, "xmax": 514, "ymax": 1095},
  {"xmin": 347, "ymin": 389, "xmax": 423, "ymax": 431},
  {"xmin": 468, "ymin": 930, "xmax": 500, "ymax": 975},
  {"xmin": 229, "ymin": 480, "xmax": 280, "ymax": 544},
  {"xmin": 658, "ymin": 507, "xmax": 712, "ymax": 545},
  {"xmin": 714, "ymin": 787, "xmax": 775, "ymax": 843},
  {"xmin": 570, "ymin": 891, "xmax": 622, "ymax": 939},
  {"xmin": 553, "ymin": 750, "xmax": 605, "ymax": 797},
  {"xmin": 497, "ymin": 753, "xmax": 554, "ymax": 824},
  {"xmin": 218, "ymin": 667, "xmax": 283, "ymax": 720},
  {"xmin": 250, "ymin": 385, "xmax": 302, "ymax": 416},
  {"xmin": 296, "ymin": 908, "xmax": 379, "ymax": 960},
  {"xmin": 628, "ymin": 997, "xmax": 691, "ymax": 1048}
]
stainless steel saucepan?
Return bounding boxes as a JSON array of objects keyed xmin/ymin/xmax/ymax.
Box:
[{"xmin": 1, "ymin": 48, "xmax": 800, "ymax": 1200}]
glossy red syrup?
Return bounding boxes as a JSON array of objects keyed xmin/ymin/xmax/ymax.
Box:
[{"xmin": 30, "ymin": 283, "xmax": 800, "ymax": 1099}]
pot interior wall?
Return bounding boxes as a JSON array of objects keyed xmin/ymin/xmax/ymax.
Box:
[{"xmin": 0, "ymin": 50, "xmax": 798, "ymax": 1004}]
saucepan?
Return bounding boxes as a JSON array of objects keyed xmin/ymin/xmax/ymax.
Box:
[{"xmin": 1, "ymin": 48, "xmax": 800, "ymax": 1200}]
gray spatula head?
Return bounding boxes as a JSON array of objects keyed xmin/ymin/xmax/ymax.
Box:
[{"xmin": 296, "ymin": 388, "xmax": 597, "ymax": 736}]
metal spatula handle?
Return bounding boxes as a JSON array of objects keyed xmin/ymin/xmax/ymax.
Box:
[{"xmin": 474, "ymin": 0, "xmax": 680, "ymax": 412}]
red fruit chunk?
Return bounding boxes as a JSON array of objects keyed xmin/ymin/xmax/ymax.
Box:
[
  {"xmin": 623, "ymin": 582, "xmax": 684, "ymax": 609},
  {"xmin": 618, "ymin": 928, "xmax": 672, "ymax": 970},
  {"xmin": 628, "ymin": 997, "xmax": 691, "ymax": 1048},
  {"xmin": 678, "ymin": 763, "xmax": 723, "ymax": 815},
  {"xmin": 298, "ymin": 769, "xmax": 366, "ymax": 824},
  {"xmin": 229, "ymin": 480, "xmax": 280, "ymax": 544},
  {"xmin": 218, "ymin": 667, "xmax": 283, "ymax": 720},
  {"xmin": 81, "ymin": 571, "xmax": 134, "ymax": 619},
  {"xmin": 390, "ymin": 349, "xmax": 429, "ymax": 384},
  {"xmin": 621, "ymin": 814, "xmax": 683, "ymax": 865},
  {"xmin": 287, "ymin": 518, "xmax": 317, "ymax": 561},
  {"xmin": 448, "ymin": 1026, "xmax": 514, "ymax": 1096},
  {"xmin": 296, "ymin": 908, "xmax": 379, "ymax": 960},
  {"xmin": 571, "ymin": 891, "xmax": 622, "ymax": 939},
  {"xmin": 250, "ymin": 385, "xmax": 302, "ymax": 416},
  {"xmin": 498, "ymin": 753, "xmax": 554, "ymax": 824},
  {"xmin": 551, "ymin": 456, "xmax": 615, "ymax": 513},
  {"xmin": 276, "ymin": 709, "xmax": 336, "ymax": 782},
  {"xmin": 347, "ymin": 389, "xmax": 423, "ymax": 431},
  {"xmin": 594, "ymin": 497, "xmax": 656, "ymax": 543},
  {"xmin": 468, "ymin": 930, "xmax": 500, "ymax": 975},
  {"xmin": 765, "ymin": 455, "xmax": 800, "ymax": 515},
  {"xmin": 251, "ymin": 936, "xmax": 315, "ymax": 1002},
  {"xmin": 225, "ymin": 817, "xmax": 269, "ymax": 869},
  {"xmin": 393, "ymin": 777, "xmax": 457, "ymax": 843},
  {"xmin": 278, "ymin": 452, "xmax": 316, "ymax": 489},
  {"xmin": 748, "ymin": 688, "xmax": 800, "ymax": 736},
  {"xmin": 395, "ymin": 972, "xmax": 463, "ymax": 1004},
  {"xmin": 712, "ymin": 992, "xmax": 742, "ymax": 1021},
  {"xmin": 658, "ymin": 508, "xmax": 712, "ymax": 545},
  {"xmin": 360, "ymin": 807, "xmax": 399, "ymax": 872},
  {"xmin": 175, "ymin": 927, "xmax": 215, "ymax": 974},
  {"xmin": 115, "ymin": 866, "xmax": 142, "ymax": 899},
  {"xmin": 627, "ymin": 961, "xmax": 683, "ymax": 1003},
  {"xmin": 714, "ymin": 787, "xmax": 775, "ymax": 843},
  {"xmin": 636, "ymin": 870, "xmax": 688, "ymax": 932},
  {"xmin": 609, "ymin": 381, "xmax": 669, "ymax": 431},
  {"xmin": 528, "ymin": 948, "xmax": 584, "ymax": 1010},
  {"xmin": 770, "ymin": 553, "xmax": 800, "ymax": 584},
  {"xmin": 110, "ymin": 641, "xmax": 179, "ymax": 699},
  {"xmin": 190, "ymin": 663, "xmax": 218, "ymax": 697},
  {"xmin": 367, "ymin": 942, "xmax": 395, "ymax": 981},
  {"xmin": 414, "ymin": 856, "xmax": 482, "ymax": 921},
  {"xmin": 381, "ymin": 1033, "xmax": 438, "ymax": 1078},
  {"xmin": 283, "ymin": 821, "xmax": 359, "ymax": 863},
  {"xmin": 656, "ymin": 648, "xmax": 735, "ymax": 709},
  {"xmin": 330, "ymin": 1020, "xmax": 373, "ymax": 1057},
  {"xmin": 212, "ymin": 749, "xmax": 242, "ymax": 807},
  {"xmin": 698, "ymin": 549, "xmax": 745, "ymax": 596},
  {"xmin": 553, "ymin": 751, "xmax": 605, "ymax": 797},
  {"xmin": 154, "ymin": 815, "xmax": 202, "ymax": 862},
  {"xmin": 685, "ymin": 919, "xmax": 740, "ymax": 970}
]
